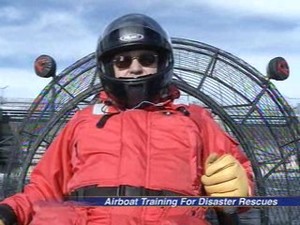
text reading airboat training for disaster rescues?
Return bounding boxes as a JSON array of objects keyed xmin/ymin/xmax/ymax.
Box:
[{"xmin": 75, "ymin": 197, "xmax": 300, "ymax": 207}]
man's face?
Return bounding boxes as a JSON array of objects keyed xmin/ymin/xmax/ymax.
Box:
[{"xmin": 112, "ymin": 49, "xmax": 158, "ymax": 78}]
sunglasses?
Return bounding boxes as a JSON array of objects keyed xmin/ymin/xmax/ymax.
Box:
[{"xmin": 112, "ymin": 53, "xmax": 158, "ymax": 69}]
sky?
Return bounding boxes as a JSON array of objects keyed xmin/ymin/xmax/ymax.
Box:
[{"xmin": 0, "ymin": 0, "xmax": 300, "ymax": 105}]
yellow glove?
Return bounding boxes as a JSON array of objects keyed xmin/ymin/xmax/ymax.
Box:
[{"xmin": 201, "ymin": 154, "xmax": 249, "ymax": 197}]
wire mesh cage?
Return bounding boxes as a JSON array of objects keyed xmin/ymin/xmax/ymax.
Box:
[{"xmin": 3, "ymin": 37, "xmax": 300, "ymax": 225}]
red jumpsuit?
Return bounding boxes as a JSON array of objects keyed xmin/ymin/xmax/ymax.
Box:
[{"xmin": 1, "ymin": 92, "xmax": 253, "ymax": 225}]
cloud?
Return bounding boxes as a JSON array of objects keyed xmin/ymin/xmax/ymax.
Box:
[
  {"xmin": 181, "ymin": 0, "xmax": 300, "ymax": 19},
  {"xmin": 0, "ymin": 6, "xmax": 99, "ymax": 76},
  {"xmin": 0, "ymin": 68, "xmax": 50, "ymax": 98},
  {"xmin": 0, "ymin": 6, "xmax": 24, "ymax": 22}
]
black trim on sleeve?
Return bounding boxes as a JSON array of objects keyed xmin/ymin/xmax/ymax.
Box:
[{"xmin": 0, "ymin": 204, "xmax": 17, "ymax": 225}]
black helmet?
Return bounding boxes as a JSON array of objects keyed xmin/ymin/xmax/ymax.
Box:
[{"xmin": 96, "ymin": 13, "xmax": 174, "ymax": 109}]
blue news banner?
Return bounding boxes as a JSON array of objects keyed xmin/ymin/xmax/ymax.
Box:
[{"xmin": 74, "ymin": 196, "xmax": 300, "ymax": 207}]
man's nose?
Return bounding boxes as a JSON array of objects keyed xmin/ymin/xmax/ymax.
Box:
[{"xmin": 129, "ymin": 59, "xmax": 143, "ymax": 74}]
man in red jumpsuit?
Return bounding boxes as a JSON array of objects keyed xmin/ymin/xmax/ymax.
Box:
[{"xmin": 0, "ymin": 13, "xmax": 254, "ymax": 225}]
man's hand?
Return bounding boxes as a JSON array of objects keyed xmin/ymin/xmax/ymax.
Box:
[
  {"xmin": 0, "ymin": 219, "xmax": 5, "ymax": 225},
  {"xmin": 201, "ymin": 154, "xmax": 249, "ymax": 197}
]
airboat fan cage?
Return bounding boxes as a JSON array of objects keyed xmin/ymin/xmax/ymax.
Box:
[{"xmin": 4, "ymin": 38, "xmax": 300, "ymax": 225}]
